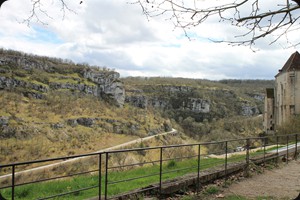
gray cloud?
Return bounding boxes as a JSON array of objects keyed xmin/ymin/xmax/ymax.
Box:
[{"xmin": 0, "ymin": 0, "xmax": 297, "ymax": 80}]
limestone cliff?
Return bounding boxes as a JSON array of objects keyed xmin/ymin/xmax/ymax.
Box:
[
  {"xmin": 0, "ymin": 52, "xmax": 125, "ymax": 106},
  {"xmin": 123, "ymin": 77, "xmax": 271, "ymax": 122}
]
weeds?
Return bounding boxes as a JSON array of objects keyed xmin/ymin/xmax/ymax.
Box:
[{"xmin": 203, "ymin": 185, "xmax": 219, "ymax": 195}]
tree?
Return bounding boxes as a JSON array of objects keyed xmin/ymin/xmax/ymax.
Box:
[
  {"xmin": 134, "ymin": 0, "xmax": 300, "ymax": 48},
  {"xmin": 0, "ymin": 0, "xmax": 79, "ymax": 25}
]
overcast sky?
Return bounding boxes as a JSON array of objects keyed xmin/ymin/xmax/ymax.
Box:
[{"xmin": 0, "ymin": 0, "xmax": 298, "ymax": 80}]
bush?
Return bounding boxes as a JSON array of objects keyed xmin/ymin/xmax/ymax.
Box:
[{"xmin": 167, "ymin": 159, "xmax": 177, "ymax": 168}]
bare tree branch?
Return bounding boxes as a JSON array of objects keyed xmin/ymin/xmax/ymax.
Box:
[
  {"xmin": 1, "ymin": 0, "xmax": 299, "ymax": 48},
  {"xmin": 21, "ymin": 0, "xmax": 78, "ymax": 26},
  {"xmin": 0, "ymin": 0, "xmax": 7, "ymax": 8},
  {"xmin": 0, "ymin": 1, "xmax": 82, "ymax": 26},
  {"xmin": 133, "ymin": 0, "xmax": 300, "ymax": 48}
]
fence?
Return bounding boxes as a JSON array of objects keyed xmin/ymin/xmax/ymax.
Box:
[{"xmin": 0, "ymin": 133, "xmax": 299, "ymax": 200}]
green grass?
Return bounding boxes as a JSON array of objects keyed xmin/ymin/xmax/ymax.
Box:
[
  {"xmin": 203, "ymin": 185, "xmax": 219, "ymax": 195},
  {"xmin": 1, "ymin": 145, "xmax": 288, "ymax": 200},
  {"xmin": 1, "ymin": 157, "xmax": 224, "ymax": 200}
]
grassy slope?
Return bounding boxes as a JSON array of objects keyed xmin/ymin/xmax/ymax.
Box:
[
  {"xmin": 123, "ymin": 77, "xmax": 273, "ymax": 141},
  {"xmin": 0, "ymin": 51, "xmax": 274, "ymax": 164},
  {"xmin": 0, "ymin": 89, "xmax": 174, "ymax": 164}
]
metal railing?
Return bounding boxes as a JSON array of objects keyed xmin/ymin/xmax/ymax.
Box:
[{"xmin": 0, "ymin": 133, "xmax": 299, "ymax": 200}]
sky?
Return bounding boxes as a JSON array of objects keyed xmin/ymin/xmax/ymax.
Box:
[{"xmin": 0, "ymin": 0, "xmax": 299, "ymax": 80}]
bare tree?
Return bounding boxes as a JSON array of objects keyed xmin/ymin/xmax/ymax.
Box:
[
  {"xmin": 1, "ymin": 0, "xmax": 300, "ymax": 47},
  {"xmin": 0, "ymin": 0, "xmax": 80, "ymax": 25},
  {"xmin": 24, "ymin": 0, "xmax": 77, "ymax": 25},
  {"xmin": 133, "ymin": 0, "xmax": 300, "ymax": 48}
]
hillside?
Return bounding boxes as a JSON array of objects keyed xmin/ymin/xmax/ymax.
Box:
[
  {"xmin": 0, "ymin": 49, "xmax": 173, "ymax": 164},
  {"xmin": 123, "ymin": 77, "xmax": 273, "ymax": 138},
  {"xmin": 123, "ymin": 77, "xmax": 273, "ymax": 119},
  {"xmin": 0, "ymin": 49, "xmax": 274, "ymax": 164}
]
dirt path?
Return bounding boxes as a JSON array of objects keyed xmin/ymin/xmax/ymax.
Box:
[
  {"xmin": 222, "ymin": 160, "xmax": 300, "ymax": 199},
  {"xmin": 0, "ymin": 129, "xmax": 177, "ymax": 180}
]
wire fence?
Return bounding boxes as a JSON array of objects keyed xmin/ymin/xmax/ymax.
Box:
[{"xmin": 0, "ymin": 133, "xmax": 299, "ymax": 200}]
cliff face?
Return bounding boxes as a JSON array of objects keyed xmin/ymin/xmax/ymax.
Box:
[
  {"xmin": 123, "ymin": 78, "xmax": 268, "ymax": 122},
  {"xmin": 126, "ymin": 94, "xmax": 210, "ymax": 113},
  {"xmin": 126, "ymin": 85, "xmax": 210, "ymax": 113},
  {"xmin": 0, "ymin": 51, "xmax": 171, "ymax": 141},
  {"xmin": 84, "ymin": 69, "xmax": 125, "ymax": 107},
  {"xmin": 0, "ymin": 53, "xmax": 125, "ymax": 107}
]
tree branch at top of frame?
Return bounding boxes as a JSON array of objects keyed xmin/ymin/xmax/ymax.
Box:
[{"xmin": 135, "ymin": 0, "xmax": 300, "ymax": 48}]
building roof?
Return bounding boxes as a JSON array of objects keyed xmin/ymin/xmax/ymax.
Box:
[{"xmin": 276, "ymin": 51, "xmax": 300, "ymax": 77}]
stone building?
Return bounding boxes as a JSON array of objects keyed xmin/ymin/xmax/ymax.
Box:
[{"xmin": 264, "ymin": 51, "xmax": 300, "ymax": 132}]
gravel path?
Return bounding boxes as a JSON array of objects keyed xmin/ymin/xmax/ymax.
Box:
[{"xmin": 223, "ymin": 160, "xmax": 300, "ymax": 199}]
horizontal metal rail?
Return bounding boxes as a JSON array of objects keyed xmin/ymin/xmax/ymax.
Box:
[
  {"xmin": 108, "ymin": 172, "xmax": 160, "ymax": 185},
  {"xmin": 0, "ymin": 133, "xmax": 298, "ymax": 200},
  {"xmin": 37, "ymin": 185, "xmax": 98, "ymax": 200},
  {"xmin": 0, "ymin": 168, "xmax": 98, "ymax": 189}
]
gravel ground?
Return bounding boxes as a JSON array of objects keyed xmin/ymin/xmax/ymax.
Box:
[{"xmin": 222, "ymin": 159, "xmax": 300, "ymax": 199}]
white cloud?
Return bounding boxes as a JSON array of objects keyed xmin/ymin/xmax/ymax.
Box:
[{"xmin": 0, "ymin": 0, "xmax": 298, "ymax": 80}]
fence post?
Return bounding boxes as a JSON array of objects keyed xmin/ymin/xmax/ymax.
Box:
[
  {"xmin": 11, "ymin": 165, "xmax": 15, "ymax": 200},
  {"xmin": 159, "ymin": 147, "xmax": 163, "ymax": 196},
  {"xmin": 276, "ymin": 136, "xmax": 279, "ymax": 155},
  {"xmin": 286, "ymin": 135, "xmax": 289, "ymax": 164},
  {"xmin": 225, "ymin": 141, "xmax": 228, "ymax": 180},
  {"xmin": 105, "ymin": 152, "xmax": 109, "ymax": 200},
  {"xmin": 245, "ymin": 139, "xmax": 250, "ymax": 177},
  {"xmin": 263, "ymin": 137, "xmax": 266, "ymax": 165},
  {"xmin": 295, "ymin": 134, "xmax": 298, "ymax": 160},
  {"xmin": 276, "ymin": 135, "xmax": 279, "ymax": 165},
  {"xmin": 197, "ymin": 144, "xmax": 201, "ymax": 194},
  {"xmin": 99, "ymin": 153, "xmax": 102, "ymax": 200}
]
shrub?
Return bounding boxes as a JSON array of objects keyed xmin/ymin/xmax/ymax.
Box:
[{"xmin": 167, "ymin": 159, "xmax": 177, "ymax": 168}]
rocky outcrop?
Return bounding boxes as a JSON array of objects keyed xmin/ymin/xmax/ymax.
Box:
[
  {"xmin": 182, "ymin": 98, "xmax": 210, "ymax": 113},
  {"xmin": 241, "ymin": 103, "xmax": 260, "ymax": 116},
  {"xmin": 126, "ymin": 94, "xmax": 210, "ymax": 113},
  {"xmin": 126, "ymin": 85, "xmax": 210, "ymax": 113},
  {"xmin": 0, "ymin": 54, "xmax": 125, "ymax": 106},
  {"xmin": 150, "ymin": 97, "xmax": 169, "ymax": 109},
  {"xmin": 0, "ymin": 55, "xmax": 53, "ymax": 71},
  {"xmin": 0, "ymin": 116, "xmax": 9, "ymax": 126},
  {"xmin": 49, "ymin": 82, "xmax": 98, "ymax": 96},
  {"xmin": 126, "ymin": 85, "xmax": 264, "ymax": 120},
  {"xmin": 247, "ymin": 93, "xmax": 264, "ymax": 101},
  {"xmin": 66, "ymin": 117, "xmax": 166, "ymax": 135},
  {"xmin": 84, "ymin": 69, "xmax": 125, "ymax": 106},
  {"xmin": 125, "ymin": 95, "xmax": 148, "ymax": 108},
  {"xmin": 0, "ymin": 76, "xmax": 48, "ymax": 92},
  {"xmin": 160, "ymin": 85, "xmax": 193, "ymax": 93}
]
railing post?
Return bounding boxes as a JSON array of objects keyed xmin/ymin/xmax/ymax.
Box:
[
  {"xmin": 159, "ymin": 147, "xmax": 163, "ymax": 196},
  {"xmin": 276, "ymin": 135, "xmax": 279, "ymax": 165},
  {"xmin": 295, "ymin": 134, "xmax": 298, "ymax": 160},
  {"xmin": 245, "ymin": 139, "xmax": 250, "ymax": 177},
  {"xmin": 286, "ymin": 135, "xmax": 289, "ymax": 164},
  {"xmin": 105, "ymin": 152, "xmax": 109, "ymax": 200},
  {"xmin": 12, "ymin": 165, "xmax": 15, "ymax": 200},
  {"xmin": 225, "ymin": 141, "xmax": 228, "ymax": 180},
  {"xmin": 276, "ymin": 136, "xmax": 279, "ymax": 156},
  {"xmin": 99, "ymin": 153, "xmax": 102, "ymax": 200},
  {"xmin": 263, "ymin": 137, "xmax": 266, "ymax": 165},
  {"xmin": 197, "ymin": 144, "xmax": 201, "ymax": 194}
]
